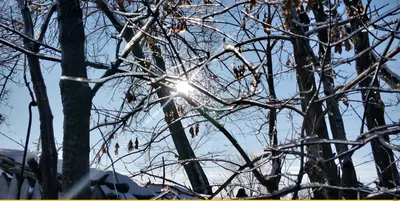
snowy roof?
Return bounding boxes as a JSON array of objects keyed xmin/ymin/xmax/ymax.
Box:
[
  {"xmin": 0, "ymin": 149, "xmax": 38, "ymax": 165},
  {"xmin": 0, "ymin": 148, "xmax": 202, "ymax": 200}
]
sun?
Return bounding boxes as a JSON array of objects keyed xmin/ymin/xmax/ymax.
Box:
[{"xmin": 176, "ymin": 81, "xmax": 193, "ymax": 95}]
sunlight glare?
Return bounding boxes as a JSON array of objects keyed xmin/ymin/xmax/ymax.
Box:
[{"xmin": 176, "ymin": 81, "xmax": 193, "ymax": 95}]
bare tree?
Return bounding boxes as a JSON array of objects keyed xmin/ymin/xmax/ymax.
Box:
[
  {"xmin": 0, "ymin": 0, "xmax": 58, "ymax": 198},
  {"xmin": 343, "ymin": 0, "xmax": 400, "ymax": 191},
  {"xmin": 1, "ymin": 0, "xmax": 400, "ymax": 200},
  {"xmin": 0, "ymin": 1, "xmax": 22, "ymax": 126},
  {"xmin": 215, "ymin": 153, "xmax": 270, "ymax": 199}
]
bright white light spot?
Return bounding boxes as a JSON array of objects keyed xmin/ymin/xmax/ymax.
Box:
[{"xmin": 176, "ymin": 81, "xmax": 193, "ymax": 95}]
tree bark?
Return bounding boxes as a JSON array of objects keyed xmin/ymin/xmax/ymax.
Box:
[
  {"xmin": 371, "ymin": 52, "xmax": 400, "ymax": 89},
  {"xmin": 58, "ymin": 0, "xmax": 92, "ymax": 198},
  {"xmin": 15, "ymin": 0, "xmax": 58, "ymax": 199},
  {"xmin": 289, "ymin": 8, "xmax": 339, "ymax": 199},
  {"xmin": 310, "ymin": 1, "xmax": 358, "ymax": 198},
  {"xmin": 344, "ymin": 0, "xmax": 400, "ymax": 190}
]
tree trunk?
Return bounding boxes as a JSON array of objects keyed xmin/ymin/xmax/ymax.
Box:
[
  {"xmin": 371, "ymin": 52, "xmax": 400, "ymax": 89},
  {"xmin": 58, "ymin": 0, "xmax": 92, "ymax": 198},
  {"xmin": 310, "ymin": 1, "xmax": 358, "ymax": 198},
  {"xmin": 265, "ymin": 5, "xmax": 281, "ymax": 196},
  {"xmin": 151, "ymin": 52, "xmax": 213, "ymax": 195},
  {"xmin": 289, "ymin": 8, "xmax": 339, "ymax": 199},
  {"xmin": 94, "ymin": 0, "xmax": 212, "ymax": 194},
  {"xmin": 344, "ymin": 0, "xmax": 400, "ymax": 190},
  {"xmin": 15, "ymin": 0, "xmax": 58, "ymax": 199}
]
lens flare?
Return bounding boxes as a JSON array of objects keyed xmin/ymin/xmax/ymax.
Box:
[{"xmin": 176, "ymin": 81, "xmax": 193, "ymax": 95}]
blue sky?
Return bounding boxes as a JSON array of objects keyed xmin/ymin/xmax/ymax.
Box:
[{"xmin": 0, "ymin": 0, "xmax": 400, "ymax": 193}]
